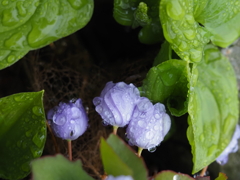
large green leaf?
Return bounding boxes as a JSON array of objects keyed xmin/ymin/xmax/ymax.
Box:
[
  {"xmin": 103, "ymin": 134, "xmax": 148, "ymax": 180},
  {"xmin": 195, "ymin": 0, "xmax": 240, "ymax": 47},
  {"xmin": 113, "ymin": 0, "xmax": 163, "ymax": 44},
  {"xmin": 141, "ymin": 59, "xmax": 189, "ymax": 116},
  {"xmin": 187, "ymin": 44, "xmax": 239, "ymax": 173},
  {"xmin": 31, "ymin": 154, "xmax": 94, "ymax": 180},
  {"xmin": 0, "ymin": 0, "xmax": 94, "ymax": 70},
  {"xmin": 0, "ymin": 91, "xmax": 46, "ymax": 179},
  {"xmin": 100, "ymin": 137, "xmax": 133, "ymax": 177},
  {"xmin": 160, "ymin": 0, "xmax": 211, "ymax": 63},
  {"xmin": 154, "ymin": 170, "xmax": 194, "ymax": 180}
]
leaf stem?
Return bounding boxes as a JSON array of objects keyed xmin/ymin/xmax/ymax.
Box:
[
  {"xmin": 138, "ymin": 147, "xmax": 143, "ymax": 157},
  {"xmin": 200, "ymin": 166, "xmax": 208, "ymax": 177},
  {"xmin": 67, "ymin": 140, "xmax": 72, "ymax": 161},
  {"xmin": 113, "ymin": 126, "xmax": 118, "ymax": 135}
]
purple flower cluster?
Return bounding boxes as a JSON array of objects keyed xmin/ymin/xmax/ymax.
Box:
[
  {"xmin": 93, "ymin": 81, "xmax": 171, "ymax": 150},
  {"xmin": 216, "ymin": 124, "xmax": 240, "ymax": 165},
  {"xmin": 47, "ymin": 99, "xmax": 88, "ymax": 140}
]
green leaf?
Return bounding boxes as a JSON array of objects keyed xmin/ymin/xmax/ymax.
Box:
[
  {"xmin": 160, "ymin": 0, "xmax": 211, "ymax": 62},
  {"xmin": 0, "ymin": 0, "xmax": 94, "ymax": 70},
  {"xmin": 141, "ymin": 59, "xmax": 189, "ymax": 116},
  {"xmin": 153, "ymin": 41, "xmax": 172, "ymax": 66},
  {"xmin": 0, "ymin": 91, "xmax": 46, "ymax": 179},
  {"xmin": 113, "ymin": 0, "xmax": 163, "ymax": 44},
  {"xmin": 104, "ymin": 134, "xmax": 148, "ymax": 180},
  {"xmin": 187, "ymin": 44, "xmax": 239, "ymax": 173},
  {"xmin": 215, "ymin": 172, "xmax": 228, "ymax": 180},
  {"xmin": 195, "ymin": 0, "xmax": 240, "ymax": 47},
  {"xmin": 154, "ymin": 170, "xmax": 194, "ymax": 180},
  {"xmin": 100, "ymin": 137, "xmax": 133, "ymax": 177},
  {"xmin": 31, "ymin": 154, "xmax": 94, "ymax": 180}
]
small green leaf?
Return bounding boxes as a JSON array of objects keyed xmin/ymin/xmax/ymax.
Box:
[
  {"xmin": 0, "ymin": 91, "xmax": 46, "ymax": 179},
  {"xmin": 187, "ymin": 44, "xmax": 239, "ymax": 173},
  {"xmin": 153, "ymin": 41, "xmax": 172, "ymax": 66},
  {"xmin": 154, "ymin": 170, "xmax": 194, "ymax": 180},
  {"xmin": 106, "ymin": 134, "xmax": 148, "ymax": 180},
  {"xmin": 31, "ymin": 154, "xmax": 94, "ymax": 180},
  {"xmin": 195, "ymin": 0, "xmax": 240, "ymax": 47},
  {"xmin": 113, "ymin": 0, "xmax": 163, "ymax": 44},
  {"xmin": 0, "ymin": 0, "xmax": 94, "ymax": 70},
  {"xmin": 141, "ymin": 59, "xmax": 189, "ymax": 116},
  {"xmin": 215, "ymin": 172, "xmax": 228, "ymax": 180},
  {"xmin": 160, "ymin": 0, "xmax": 211, "ymax": 62},
  {"xmin": 100, "ymin": 137, "xmax": 133, "ymax": 177}
]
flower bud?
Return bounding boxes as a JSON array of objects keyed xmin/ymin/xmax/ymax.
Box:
[
  {"xmin": 126, "ymin": 97, "xmax": 171, "ymax": 150},
  {"xmin": 216, "ymin": 124, "xmax": 240, "ymax": 165},
  {"xmin": 93, "ymin": 81, "xmax": 140, "ymax": 127},
  {"xmin": 47, "ymin": 99, "xmax": 88, "ymax": 140},
  {"xmin": 106, "ymin": 175, "xmax": 133, "ymax": 180}
]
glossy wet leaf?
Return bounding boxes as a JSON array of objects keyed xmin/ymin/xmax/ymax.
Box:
[
  {"xmin": 141, "ymin": 59, "xmax": 189, "ymax": 116},
  {"xmin": 100, "ymin": 137, "xmax": 133, "ymax": 177},
  {"xmin": 154, "ymin": 170, "xmax": 194, "ymax": 180},
  {"xmin": 187, "ymin": 44, "xmax": 239, "ymax": 173},
  {"xmin": 160, "ymin": 0, "xmax": 211, "ymax": 63},
  {"xmin": 0, "ymin": 91, "xmax": 46, "ymax": 179},
  {"xmin": 31, "ymin": 154, "xmax": 94, "ymax": 180},
  {"xmin": 104, "ymin": 134, "xmax": 148, "ymax": 180},
  {"xmin": 0, "ymin": 0, "xmax": 94, "ymax": 70},
  {"xmin": 113, "ymin": 0, "xmax": 163, "ymax": 44},
  {"xmin": 195, "ymin": 0, "xmax": 240, "ymax": 47},
  {"xmin": 215, "ymin": 172, "xmax": 228, "ymax": 180}
]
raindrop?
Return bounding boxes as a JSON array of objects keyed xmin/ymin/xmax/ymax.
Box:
[
  {"xmin": 154, "ymin": 113, "xmax": 160, "ymax": 119},
  {"xmin": 166, "ymin": 0, "xmax": 185, "ymax": 20},
  {"xmin": 7, "ymin": 55, "xmax": 16, "ymax": 63},
  {"xmin": 53, "ymin": 115, "xmax": 66, "ymax": 125},
  {"xmin": 96, "ymin": 106, "xmax": 103, "ymax": 113},
  {"xmin": 2, "ymin": 0, "xmax": 8, "ymax": 6},
  {"xmin": 32, "ymin": 106, "xmax": 42, "ymax": 116},
  {"xmin": 71, "ymin": 107, "xmax": 81, "ymax": 118},
  {"xmin": 148, "ymin": 146, "xmax": 156, "ymax": 153},
  {"xmin": 138, "ymin": 120, "xmax": 145, "ymax": 127},
  {"xmin": 145, "ymin": 131, "xmax": 154, "ymax": 139},
  {"xmin": 21, "ymin": 162, "xmax": 29, "ymax": 172},
  {"xmin": 102, "ymin": 121, "xmax": 108, "ymax": 126},
  {"xmin": 133, "ymin": 111, "xmax": 138, "ymax": 118}
]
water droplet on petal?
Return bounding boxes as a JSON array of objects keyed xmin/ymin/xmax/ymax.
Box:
[
  {"xmin": 145, "ymin": 131, "xmax": 154, "ymax": 139},
  {"xmin": 102, "ymin": 121, "xmax": 108, "ymax": 126},
  {"xmin": 154, "ymin": 113, "xmax": 160, "ymax": 119},
  {"xmin": 138, "ymin": 120, "xmax": 145, "ymax": 127},
  {"xmin": 53, "ymin": 115, "xmax": 66, "ymax": 125},
  {"xmin": 71, "ymin": 107, "xmax": 81, "ymax": 118},
  {"xmin": 96, "ymin": 106, "xmax": 103, "ymax": 113},
  {"xmin": 148, "ymin": 146, "xmax": 156, "ymax": 153}
]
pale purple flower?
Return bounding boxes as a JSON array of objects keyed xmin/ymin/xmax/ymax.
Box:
[
  {"xmin": 216, "ymin": 124, "xmax": 240, "ymax": 165},
  {"xmin": 93, "ymin": 81, "xmax": 140, "ymax": 127},
  {"xmin": 47, "ymin": 99, "xmax": 88, "ymax": 140},
  {"xmin": 106, "ymin": 175, "xmax": 134, "ymax": 180},
  {"xmin": 126, "ymin": 97, "xmax": 171, "ymax": 150}
]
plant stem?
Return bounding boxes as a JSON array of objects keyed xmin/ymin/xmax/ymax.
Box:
[
  {"xmin": 67, "ymin": 140, "xmax": 72, "ymax": 161},
  {"xmin": 200, "ymin": 166, "xmax": 208, "ymax": 177},
  {"xmin": 138, "ymin": 147, "xmax": 143, "ymax": 157},
  {"xmin": 46, "ymin": 121, "xmax": 59, "ymax": 153},
  {"xmin": 113, "ymin": 126, "xmax": 118, "ymax": 135}
]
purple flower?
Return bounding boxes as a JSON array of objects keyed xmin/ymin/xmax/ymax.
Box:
[
  {"xmin": 93, "ymin": 81, "xmax": 140, "ymax": 127},
  {"xmin": 106, "ymin": 175, "xmax": 133, "ymax": 180},
  {"xmin": 126, "ymin": 97, "xmax": 171, "ymax": 150},
  {"xmin": 216, "ymin": 124, "xmax": 240, "ymax": 165},
  {"xmin": 47, "ymin": 99, "xmax": 88, "ymax": 140}
]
